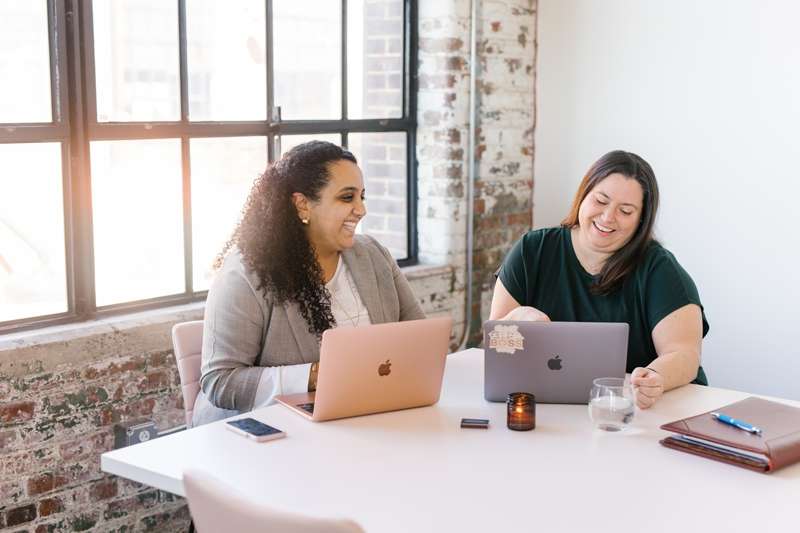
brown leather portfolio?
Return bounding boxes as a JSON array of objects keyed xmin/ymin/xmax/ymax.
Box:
[{"xmin": 660, "ymin": 396, "xmax": 800, "ymax": 473}]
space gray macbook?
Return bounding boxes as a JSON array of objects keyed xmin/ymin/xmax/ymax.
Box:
[{"xmin": 483, "ymin": 321, "xmax": 629, "ymax": 404}]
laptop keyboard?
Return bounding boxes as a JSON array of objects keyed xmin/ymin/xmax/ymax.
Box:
[{"xmin": 297, "ymin": 402, "xmax": 315, "ymax": 414}]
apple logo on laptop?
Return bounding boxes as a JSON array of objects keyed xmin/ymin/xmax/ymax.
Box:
[
  {"xmin": 547, "ymin": 355, "xmax": 562, "ymax": 370},
  {"xmin": 378, "ymin": 359, "xmax": 392, "ymax": 376}
]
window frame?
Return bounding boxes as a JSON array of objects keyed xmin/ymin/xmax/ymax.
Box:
[{"xmin": 0, "ymin": 0, "xmax": 418, "ymax": 334}]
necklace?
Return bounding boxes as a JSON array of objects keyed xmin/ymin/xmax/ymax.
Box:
[{"xmin": 329, "ymin": 265, "xmax": 363, "ymax": 327}]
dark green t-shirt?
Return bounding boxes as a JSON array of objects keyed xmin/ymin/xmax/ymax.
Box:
[{"xmin": 498, "ymin": 227, "xmax": 709, "ymax": 385}]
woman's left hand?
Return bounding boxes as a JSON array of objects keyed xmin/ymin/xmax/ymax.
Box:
[{"xmin": 630, "ymin": 367, "xmax": 664, "ymax": 409}]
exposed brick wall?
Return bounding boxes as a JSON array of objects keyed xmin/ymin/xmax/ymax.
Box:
[
  {"xmin": 417, "ymin": 0, "xmax": 536, "ymax": 345},
  {"xmin": 0, "ymin": 309, "xmax": 201, "ymax": 532}
]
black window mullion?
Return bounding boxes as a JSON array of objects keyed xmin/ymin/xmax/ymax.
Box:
[
  {"xmin": 80, "ymin": 1, "xmax": 99, "ymax": 128},
  {"xmin": 275, "ymin": 118, "xmax": 412, "ymax": 134},
  {"xmin": 266, "ymin": 0, "xmax": 276, "ymax": 161},
  {"xmin": 50, "ymin": 0, "xmax": 66, "ymax": 123},
  {"xmin": 87, "ymin": 122, "xmax": 269, "ymax": 140},
  {"xmin": 70, "ymin": 0, "xmax": 97, "ymax": 316},
  {"xmin": 0, "ymin": 124, "xmax": 69, "ymax": 143},
  {"xmin": 178, "ymin": 0, "xmax": 193, "ymax": 295},
  {"xmin": 61, "ymin": 138, "xmax": 77, "ymax": 319},
  {"xmin": 405, "ymin": 0, "xmax": 418, "ymax": 263},
  {"xmin": 403, "ymin": 0, "xmax": 414, "ymax": 121},
  {"xmin": 341, "ymin": 0, "xmax": 347, "ymax": 121},
  {"xmin": 178, "ymin": 0, "xmax": 189, "ymax": 124}
]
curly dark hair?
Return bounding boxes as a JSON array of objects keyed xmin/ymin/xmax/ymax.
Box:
[{"xmin": 216, "ymin": 141, "xmax": 358, "ymax": 337}]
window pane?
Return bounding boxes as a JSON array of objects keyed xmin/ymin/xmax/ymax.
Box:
[
  {"xmin": 93, "ymin": 0, "xmax": 180, "ymax": 122},
  {"xmin": 279, "ymin": 134, "xmax": 341, "ymax": 157},
  {"xmin": 0, "ymin": 143, "xmax": 66, "ymax": 322},
  {"xmin": 186, "ymin": 1, "xmax": 267, "ymax": 121},
  {"xmin": 347, "ymin": 132, "xmax": 407, "ymax": 258},
  {"xmin": 91, "ymin": 140, "xmax": 184, "ymax": 306},
  {"xmin": 347, "ymin": 0, "xmax": 403, "ymax": 119},
  {"xmin": 273, "ymin": 0, "xmax": 341, "ymax": 120},
  {"xmin": 0, "ymin": 3, "xmax": 52, "ymax": 123},
  {"xmin": 190, "ymin": 137, "xmax": 267, "ymax": 291}
]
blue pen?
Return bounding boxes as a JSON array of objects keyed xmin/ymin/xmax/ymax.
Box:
[{"xmin": 711, "ymin": 412, "xmax": 762, "ymax": 435}]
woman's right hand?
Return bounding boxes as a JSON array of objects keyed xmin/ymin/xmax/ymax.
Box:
[{"xmin": 501, "ymin": 306, "xmax": 550, "ymax": 322}]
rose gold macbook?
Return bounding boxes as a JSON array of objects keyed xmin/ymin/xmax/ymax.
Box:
[{"xmin": 275, "ymin": 316, "xmax": 452, "ymax": 422}]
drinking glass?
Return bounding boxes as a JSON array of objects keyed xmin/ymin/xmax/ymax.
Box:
[{"xmin": 588, "ymin": 377, "xmax": 635, "ymax": 431}]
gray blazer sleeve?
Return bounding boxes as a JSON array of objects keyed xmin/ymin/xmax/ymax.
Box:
[
  {"xmin": 199, "ymin": 266, "xmax": 269, "ymax": 411},
  {"xmin": 369, "ymin": 236, "xmax": 425, "ymax": 321}
]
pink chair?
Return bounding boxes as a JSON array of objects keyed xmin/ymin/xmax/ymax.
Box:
[
  {"xmin": 183, "ymin": 469, "xmax": 365, "ymax": 533},
  {"xmin": 171, "ymin": 320, "xmax": 204, "ymax": 427}
]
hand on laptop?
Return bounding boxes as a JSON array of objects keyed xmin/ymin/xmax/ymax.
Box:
[
  {"xmin": 630, "ymin": 367, "xmax": 664, "ymax": 409},
  {"xmin": 501, "ymin": 306, "xmax": 551, "ymax": 322}
]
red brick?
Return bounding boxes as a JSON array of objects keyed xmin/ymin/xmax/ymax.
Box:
[
  {"xmin": 128, "ymin": 397, "xmax": 157, "ymax": 417},
  {"xmin": 0, "ymin": 401, "xmax": 35, "ymax": 423},
  {"xmin": 148, "ymin": 351, "xmax": 169, "ymax": 367},
  {"xmin": 96, "ymin": 405, "xmax": 119, "ymax": 426},
  {"xmin": 27, "ymin": 472, "xmax": 69, "ymax": 496},
  {"xmin": 139, "ymin": 371, "xmax": 169, "ymax": 393},
  {"xmin": 38, "ymin": 496, "xmax": 65, "ymax": 517},
  {"xmin": 89, "ymin": 478, "xmax": 118, "ymax": 502},
  {"xmin": 112, "ymin": 385, "xmax": 124, "ymax": 401},
  {"xmin": 6, "ymin": 503, "xmax": 37, "ymax": 526},
  {"xmin": 139, "ymin": 505, "xmax": 190, "ymax": 531}
]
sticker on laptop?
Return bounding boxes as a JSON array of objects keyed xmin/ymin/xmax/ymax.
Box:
[{"xmin": 488, "ymin": 324, "xmax": 524, "ymax": 355}]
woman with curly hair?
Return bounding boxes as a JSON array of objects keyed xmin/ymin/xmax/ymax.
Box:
[{"xmin": 192, "ymin": 140, "xmax": 424, "ymax": 426}]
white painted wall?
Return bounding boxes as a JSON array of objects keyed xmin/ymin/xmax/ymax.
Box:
[{"xmin": 535, "ymin": 0, "xmax": 800, "ymax": 399}]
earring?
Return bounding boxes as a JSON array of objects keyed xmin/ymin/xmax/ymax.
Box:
[{"xmin": 301, "ymin": 218, "xmax": 309, "ymax": 225}]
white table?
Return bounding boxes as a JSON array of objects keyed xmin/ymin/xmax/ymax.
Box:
[{"xmin": 102, "ymin": 349, "xmax": 800, "ymax": 532}]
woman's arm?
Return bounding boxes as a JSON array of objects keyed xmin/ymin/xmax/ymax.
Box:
[
  {"xmin": 199, "ymin": 267, "xmax": 311, "ymax": 412},
  {"xmin": 489, "ymin": 278, "xmax": 550, "ymax": 321},
  {"xmin": 630, "ymin": 303, "xmax": 703, "ymax": 408}
]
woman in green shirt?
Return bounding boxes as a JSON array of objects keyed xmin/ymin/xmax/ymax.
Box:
[{"xmin": 490, "ymin": 150, "xmax": 709, "ymax": 409}]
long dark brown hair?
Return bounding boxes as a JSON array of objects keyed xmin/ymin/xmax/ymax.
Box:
[
  {"xmin": 561, "ymin": 150, "xmax": 659, "ymax": 295},
  {"xmin": 216, "ymin": 141, "xmax": 358, "ymax": 336}
]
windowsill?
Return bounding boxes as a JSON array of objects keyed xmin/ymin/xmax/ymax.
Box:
[
  {"xmin": 0, "ymin": 302, "xmax": 206, "ymax": 352},
  {"xmin": 0, "ymin": 263, "xmax": 451, "ymax": 354}
]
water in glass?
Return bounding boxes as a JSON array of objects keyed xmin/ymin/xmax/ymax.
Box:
[{"xmin": 588, "ymin": 377, "xmax": 634, "ymax": 431}]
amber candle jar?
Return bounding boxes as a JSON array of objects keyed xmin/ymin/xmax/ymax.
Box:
[{"xmin": 507, "ymin": 392, "xmax": 536, "ymax": 431}]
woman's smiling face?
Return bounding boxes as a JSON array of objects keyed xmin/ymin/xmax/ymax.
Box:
[
  {"xmin": 576, "ymin": 172, "xmax": 644, "ymax": 255},
  {"xmin": 302, "ymin": 159, "xmax": 367, "ymax": 255}
]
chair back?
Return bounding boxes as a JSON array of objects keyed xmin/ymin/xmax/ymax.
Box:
[
  {"xmin": 171, "ymin": 320, "xmax": 204, "ymax": 427},
  {"xmin": 183, "ymin": 469, "xmax": 365, "ymax": 533}
]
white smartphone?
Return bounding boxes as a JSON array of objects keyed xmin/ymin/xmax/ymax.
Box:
[{"xmin": 225, "ymin": 418, "xmax": 286, "ymax": 442}]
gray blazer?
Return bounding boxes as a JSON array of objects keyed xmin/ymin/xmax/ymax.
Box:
[{"xmin": 192, "ymin": 235, "xmax": 425, "ymax": 426}]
